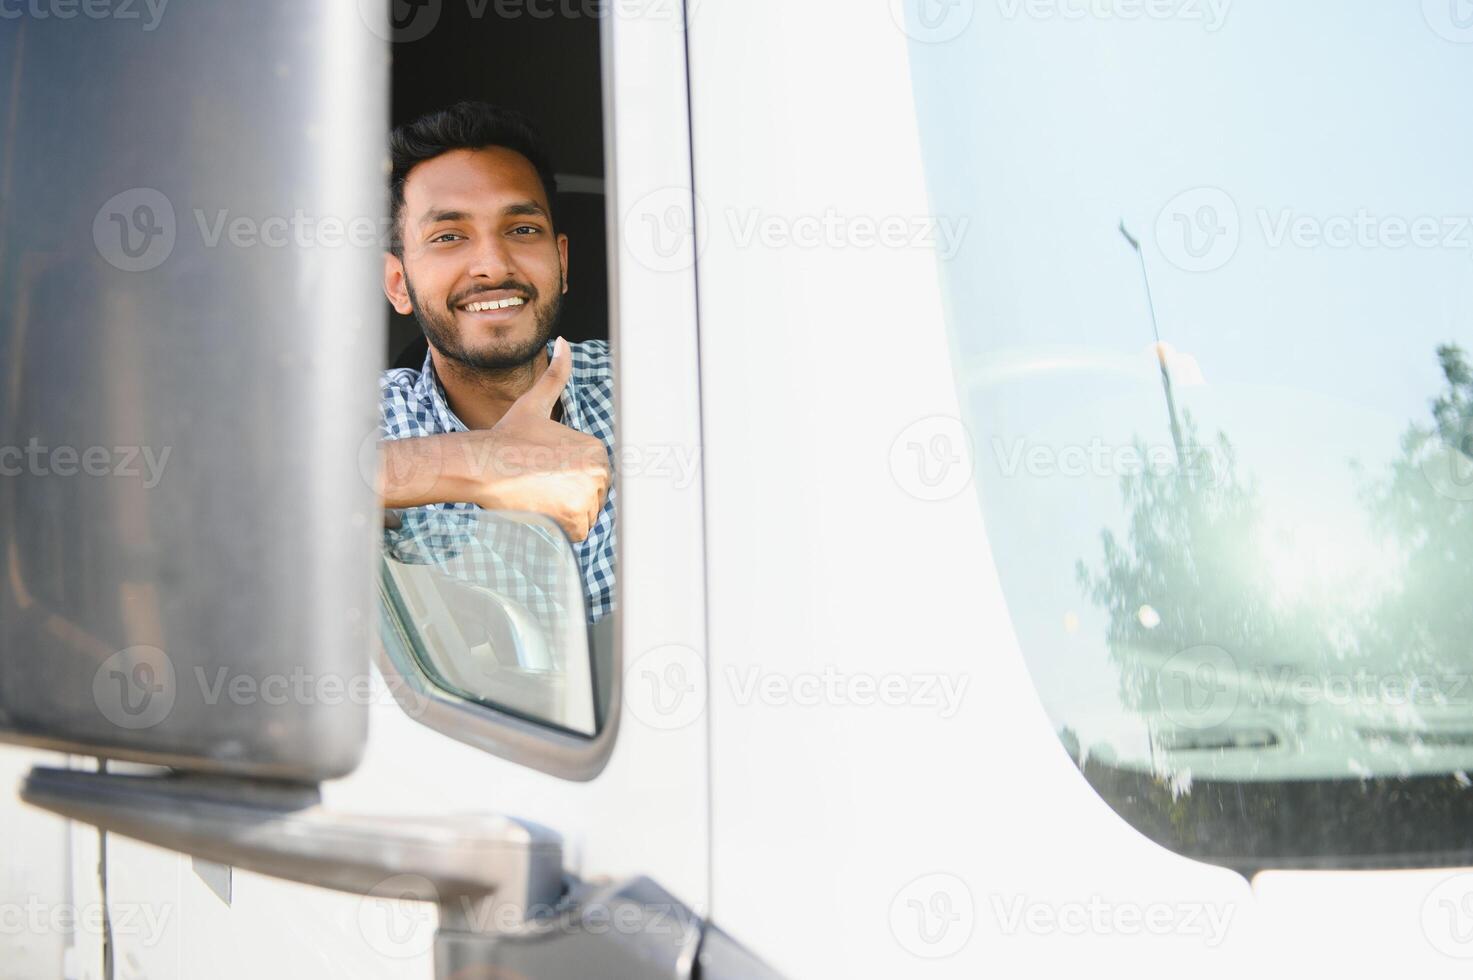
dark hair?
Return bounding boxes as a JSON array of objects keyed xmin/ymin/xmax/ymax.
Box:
[{"xmin": 389, "ymin": 101, "xmax": 558, "ymax": 257}]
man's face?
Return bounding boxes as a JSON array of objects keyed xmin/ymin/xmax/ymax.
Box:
[{"xmin": 384, "ymin": 147, "xmax": 569, "ymax": 371}]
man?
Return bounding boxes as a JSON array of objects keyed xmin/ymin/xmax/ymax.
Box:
[{"xmin": 377, "ymin": 102, "xmax": 614, "ymax": 622}]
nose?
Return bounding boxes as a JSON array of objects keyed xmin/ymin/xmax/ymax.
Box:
[{"xmin": 466, "ymin": 233, "xmax": 515, "ymax": 282}]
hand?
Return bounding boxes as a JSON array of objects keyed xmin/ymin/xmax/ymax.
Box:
[{"xmin": 475, "ymin": 337, "xmax": 612, "ymax": 542}]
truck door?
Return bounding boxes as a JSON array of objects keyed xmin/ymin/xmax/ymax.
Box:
[{"xmin": 0, "ymin": 1, "xmax": 765, "ymax": 977}]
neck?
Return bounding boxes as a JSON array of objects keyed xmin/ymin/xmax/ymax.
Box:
[{"xmin": 430, "ymin": 346, "xmax": 552, "ymax": 429}]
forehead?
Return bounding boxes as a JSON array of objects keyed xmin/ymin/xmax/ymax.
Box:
[{"xmin": 401, "ymin": 147, "xmax": 549, "ymax": 219}]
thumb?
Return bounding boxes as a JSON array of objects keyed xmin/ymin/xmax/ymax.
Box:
[{"xmin": 508, "ymin": 337, "xmax": 572, "ymax": 421}]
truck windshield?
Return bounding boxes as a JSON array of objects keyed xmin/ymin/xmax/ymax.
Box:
[{"xmin": 901, "ymin": 3, "xmax": 1473, "ymax": 870}]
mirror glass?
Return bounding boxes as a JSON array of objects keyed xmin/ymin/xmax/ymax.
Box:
[{"xmin": 380, "ymin": 508, "xmax": 601, "ymax": 736}]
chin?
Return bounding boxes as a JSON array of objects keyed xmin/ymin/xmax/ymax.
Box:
[{"xmin": 461, "ymin": 338, "xmax": 548, "ymax": 370}]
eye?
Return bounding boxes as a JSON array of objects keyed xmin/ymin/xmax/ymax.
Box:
[
  {"xmin": 429, "ymin": 231, "xmax": 465, "ymax": 243},
  {"xmin": 510, "ymin": 224, "xmax": 542, "ymax": 236}
]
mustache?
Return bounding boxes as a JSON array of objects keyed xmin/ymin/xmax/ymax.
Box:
[{"xmin": 447, "ymin": 280, "xmax": 539, "ymax": 310}]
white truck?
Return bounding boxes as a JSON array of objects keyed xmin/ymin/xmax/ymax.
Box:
[{"xmin": 4, "ymin": 1, "xmax": 1473, "ymax": 977}]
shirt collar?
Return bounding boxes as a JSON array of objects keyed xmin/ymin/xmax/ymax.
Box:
[{"xmin": 414, "ymin": 339, "xmax": 584, "ymax": 433}]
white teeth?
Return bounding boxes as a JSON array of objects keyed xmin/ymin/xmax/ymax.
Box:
[{"xmin": 463, "ymin": 297, "xmax": 526, "ymax": 312}]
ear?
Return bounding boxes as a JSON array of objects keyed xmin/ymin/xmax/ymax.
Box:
[
  {"xmin": 383, "ymin": 252, "xmax": 414, "ymax": 315},
  {"xmin": 557, "ymin": 232, "xmax": 570, "ymax": 295}
]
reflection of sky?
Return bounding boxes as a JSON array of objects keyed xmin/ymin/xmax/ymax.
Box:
[{"xmin": 906, "ymin": 3, "xmax": 1473, "ymax": 760}]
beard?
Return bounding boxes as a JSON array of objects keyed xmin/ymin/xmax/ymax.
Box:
[{"xmin": 406, "ymin": 272, "xmax": 563, "ymax": 371}]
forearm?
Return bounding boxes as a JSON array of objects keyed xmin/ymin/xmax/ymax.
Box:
[
  {"xmin": 375, "ymin": 348, "xmax": 610, "ymax": 539},
  {"xmin": 378, "ymin": 433, "xmax": 488, "ymax": 509}
]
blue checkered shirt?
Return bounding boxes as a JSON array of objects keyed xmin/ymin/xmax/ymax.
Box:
[{"xmin": 379, "ymin": 339, "xmax": 616, "ymax": 624}]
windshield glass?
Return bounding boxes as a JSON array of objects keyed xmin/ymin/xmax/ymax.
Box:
[{"xmin": 902, "ymin": 2, "xmax": 1473, "ymax": 868}]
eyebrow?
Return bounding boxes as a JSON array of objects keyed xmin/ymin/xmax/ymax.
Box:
[
  {"xmin": 420, "ymin": 208, "xmax": 473, "ymax": 225},
  {"xmin": 419, "ymin": 201, "xmax": 549, "ymax": 225},
  {"xmin": 503, "ymin": 201, "xmax": 550, "ymax": 219}
]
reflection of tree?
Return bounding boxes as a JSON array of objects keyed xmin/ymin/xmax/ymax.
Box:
[
  {"xmin": 1354, "ymin": 345, "xmax": 1473, "ymax": 679},
  {"xmin": 1073, "ymin": 414, "xmax": 1336, "ymax": 715},
  {"xmin": 1078, "ymin": 345, "xmax": 1473, "ymax": 714},
  {"xmin": 1068, "ymin": 346, "xmax": 1473, "ymax": 869}
]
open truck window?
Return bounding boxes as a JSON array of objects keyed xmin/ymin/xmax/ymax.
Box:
[{"xmin": 374, "ymin": 2, "xmax": 619, "ymax": 771}]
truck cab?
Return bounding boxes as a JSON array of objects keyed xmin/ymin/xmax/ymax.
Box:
[{"xmin": 4, "ymin": 1, "xmax": 1473, "ymax": 977}]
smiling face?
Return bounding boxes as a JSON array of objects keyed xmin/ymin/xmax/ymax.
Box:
[{"xmin": 384, "ymin": 146, "xmax": 569, "ymax": 371}]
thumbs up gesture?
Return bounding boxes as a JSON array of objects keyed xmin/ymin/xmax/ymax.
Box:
[{"xmin": 482, "ymin": 337, "xmax": 612, "ymax": 541}]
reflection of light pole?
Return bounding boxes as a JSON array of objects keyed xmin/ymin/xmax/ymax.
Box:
[
  {"xmin": 1121, "ymin": 222, "xmax": 1187, "ymax": 777},
  {"xmin": 1120, "ymin": 221, "xmax": 1187, "ymax": 469}
]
